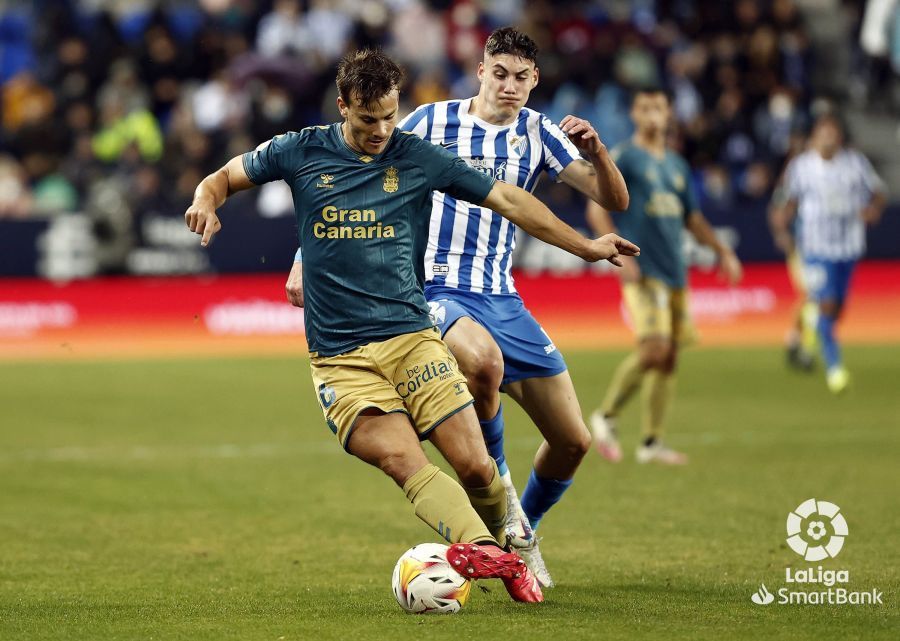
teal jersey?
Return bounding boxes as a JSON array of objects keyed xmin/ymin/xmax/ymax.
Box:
[
  {"xmin": 610, "ymin": 141, "xmax": 699, "ymax": 288},
  {"xmin": 243, "ymin": 124, "xmax": 494, "ymax": 356}
]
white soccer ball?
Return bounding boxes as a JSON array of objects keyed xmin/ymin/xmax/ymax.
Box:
[{"xmin": 391, "ymin": 543, "xmax": 472, "ymax": 614}]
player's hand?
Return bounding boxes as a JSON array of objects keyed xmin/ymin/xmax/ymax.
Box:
[
  {"xmin": 286, "ymin": 260, "xmax": 304, "ymax": 308},
  {"xmin": 184, "ymin": 202, "xmax": 222, "ymax": 247},
  {"xmin": 859, "ymin": 203, "xmax": 882, "ymax": 225},
  {"xmin": 560, "ymin": 115, "xmax": 606, "ymax": 156},
  {"xmin": 772, "ymin": 230, "xmax": 794, "ymax": 254},
  {"xmin": 583, "ymin": 233, "xmax": 640, "ymax": 266},
  {"xmin": 718, "ymin": 249, "xmax": 743, "ymax": 285}
]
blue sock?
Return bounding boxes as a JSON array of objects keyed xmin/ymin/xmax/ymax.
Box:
[
  {"xmin": 520, "ymin": 470, "xmax": 573, "ymax": 532},
  {"xmin": 817, "ymin": 313, "xmax": 841, "ymax": 370},
  {"xmin": 479, "ymin": 405, "xmax": 508, "ymax": 476}
]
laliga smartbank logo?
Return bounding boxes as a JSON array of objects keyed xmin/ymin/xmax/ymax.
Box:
[
  {"xmin": 750, "ymin": 498, "xmax": 883, "ymax": 607},
  {"xmin": 786, "ymin": 498, "xmax": 847, "ymax": 561}
]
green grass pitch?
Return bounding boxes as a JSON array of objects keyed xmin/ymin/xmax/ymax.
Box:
[{"xmin": 0, "ymin": 346, "xmax": 897, "ymax": 640}]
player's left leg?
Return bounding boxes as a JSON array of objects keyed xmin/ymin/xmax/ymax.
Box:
[
  {"xmin": 503, "ymin": 370, "xmax": 591, "ymax": 531},
  {"xmin": 805, "ymin": 258, "xmax": 856, "ymax": 393},
  {"xmin": 427, "ymin": 296, "xmax": 531, "ymax": 547},
  {"xmin": 427, "ymin": 405, "xmax": 508, "ymax": 546},
  {"xmin": 478, "ymin": 296, "xmax": 572, "ymax": 587}
]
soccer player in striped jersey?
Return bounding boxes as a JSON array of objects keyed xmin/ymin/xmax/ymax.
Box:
[
  {"xmin": 770, "ymin": 114, "xmax": 886, "ymax": 393},
  {"xmin": 586, "ymin": 88, "xmax": 743, "ymax": 465},
  {"xmin": 287, "ymin": 28, "xmax": 628, "ymax": 587}
]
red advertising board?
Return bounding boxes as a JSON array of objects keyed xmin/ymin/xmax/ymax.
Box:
[{"xmin": 1, "ymin": 262, "xmax": 898, "ymax": 360}]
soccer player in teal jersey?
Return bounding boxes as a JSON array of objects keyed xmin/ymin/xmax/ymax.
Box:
[
  {"xmin": 286, "ymin": 27, "xmax": 629, "ymax": 588},
  {"xmin": 185, "ymin": 50, "xmax": 638, "ymax": 601},
  {"xmin": 586, "ymin": 88, "xmax": 742, "ymax": 465}
]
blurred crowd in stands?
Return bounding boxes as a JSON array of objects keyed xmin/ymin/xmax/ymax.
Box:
[{"xmin": 0, "ymin": 0, "xmax": 897, "ymax": 262}]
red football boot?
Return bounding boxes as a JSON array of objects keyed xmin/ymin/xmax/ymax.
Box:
[{"xmin": 446, "ymin": 543, "xmax": 544, "ymax": 603}]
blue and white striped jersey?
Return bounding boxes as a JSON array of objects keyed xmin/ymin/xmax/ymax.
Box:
[
  {"xmin": 399, "ymin": 98, "xmax": 582, "ymax": 293},
  {"xmin": 785, "ymin": 149, "xmax": 884, "ymax": 261}
]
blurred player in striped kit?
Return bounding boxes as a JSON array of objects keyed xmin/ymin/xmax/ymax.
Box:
[
  {"xmin": 770, "ymin": 114, "xmax": 886, "ymax": 393},
  {"xmin": 770, "ymin": 173, "xmax": 818, "ymax": 372}
]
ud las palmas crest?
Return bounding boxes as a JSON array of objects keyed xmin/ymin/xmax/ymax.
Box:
[{"xmin": 383, "ymin": 166, "xmax": 399, "ymax": 193}]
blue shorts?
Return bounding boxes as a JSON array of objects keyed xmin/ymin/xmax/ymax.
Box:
[
  {"xmin": 425, "ymin": 285, "xmax": 567, "ymax": 385},
  {"xmin": 802, "ymin": 258, "xmax": 856, "ymax": 305}
]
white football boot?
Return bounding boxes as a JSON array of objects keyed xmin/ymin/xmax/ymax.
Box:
[
  {"xmin": 500, "ymin": 471, "xmax": 555, "ymax": 588},
  {"xmin": 589, "ymin": 411, "xmax": 623, "ymax": 462},
  {"xmin": 635, "ymin": 440, "xmax": 688, "ymax": 465}
]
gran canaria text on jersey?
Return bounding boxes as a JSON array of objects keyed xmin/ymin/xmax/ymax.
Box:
[{"xmin": 312, "ymin": 205, "xmax": 396, "ymax": 239}]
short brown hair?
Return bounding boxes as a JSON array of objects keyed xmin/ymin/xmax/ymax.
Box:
[
  {"xmin": 335, "ymin": 49, "xmax": 403, "ymax": 109},
  {"xmin": 484, "ymin": 27, "xmax": 538, "ymax": 63}
]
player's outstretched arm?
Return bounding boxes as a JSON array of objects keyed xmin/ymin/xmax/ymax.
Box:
[
  {"xmin": 558, "ymin": 115, "xmax": 629, "ymax": 211},
  {"xmin": 481, "ymin": 181, "xmax": 639, "ymax": 266},
  {"xmin": 768, "ymin": 194, "xmax": 798, "ymax": 255},
  {"xmin": 586, "ymin": 199, "xmax": 641, "ymax": 282},
  {"xmin": 585, "ymin": 200, "xmax": 617, "ymax": 237},
  {"xmin": 686, "ymin": 210, "xmax": 743, "ymax": 285},
  {"xmin": 185, "ymin": 155, "xmax": 256, "ymax": 246}
]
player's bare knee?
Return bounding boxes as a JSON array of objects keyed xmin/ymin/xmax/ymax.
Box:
[
  {"xmin": 639, "ymin": 348, "xmax": 665, "ymax": 370},
  {"xmin": 563, "ymin": 430, "xmax": 592, "ymax": 463},
  {"xmin": 454, "ymin": 455, "xmax": 494, "ymax": 488},
  {"xmin": 379, "ymin": 452, "xmax": 420, "ymax": 485},
  {"xmin": 662, "ymin": 349, "xmax": 678, "ymax": 374},
  {"xmin": 467, "ymin": 345, "xmax": 504, "ymax": 397}
]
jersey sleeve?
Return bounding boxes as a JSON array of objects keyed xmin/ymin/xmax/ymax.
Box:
[
  {"xmin": 676, "ymin": 156, "xmax": 700, "ymax": 217},
  {"xmin": 242, "ymin": 131, "xmax": 302, "ymax": 185},
  {"xmin": 411, "ymin": 135, "xmax": 495, "ymax": 205},
  {"xmin": 539, "ymin": 116, "xmax": 583, "ymax": 179},
  {"xmin": 854, "ymin": 151, "xmax": 886, "ymax": 194},
  {"xmin": 398, "ymin": 104, "xmax": 433, "ymax": 138},
  {"xmin": 682, "ymin": 171, "xmax": 701, "ymax": 219},
  {"xmin": 783, "ymin": 157, "xmax": 802, "ymax": 201}
]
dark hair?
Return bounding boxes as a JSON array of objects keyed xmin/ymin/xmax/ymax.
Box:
[
  {"xmin": 631, "ymin": 87, "xmax": 671, "ymax": 104},
  {"xmin": 335, "ymin": 49, "xmax": 403, "ymax": 108},
  {"xmin": 484, "ymin": 27, "xmax": 539, "ymax": 63}
]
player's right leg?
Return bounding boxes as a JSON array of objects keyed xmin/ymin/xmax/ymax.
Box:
[
  {"xmin": 347, "ymin": 410, "xmax": 499, "ymax": 544},
  {"xmin": 785, "ymin": 250, "xmax": 816, "ymax": 371},
  {"xmin": 395, "ymin": 330, "xmax": 542, "ymax": 602},
  {"xmin": 311, "ymin": 340, "xmax": 497, "ymax": 546},
  {"xmin": 310, "ymin": 332, "xmax": 541, "ymax": 602},
  {"xmin": 633, "ymin": 335, "xmax": 687, "ymax": 465},
  {"xmin": 430, "ymin": 301, "xmax": 532, "ymax": 544}
]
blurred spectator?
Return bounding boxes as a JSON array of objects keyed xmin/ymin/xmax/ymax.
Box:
[
  {"xmin": 92, "ymin": 61, "xmax": 163, "ymax": 164},
  {"xmin": 256, "ymin": 0, "xmax": 308, "ymax": 58},
  {"xmin": 0, "ymin": 0, "xmax": 872, "ymax": 270},
  {"xmin": 0, "ymin": 154, "xmax": 33, "ymax": 219}
]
